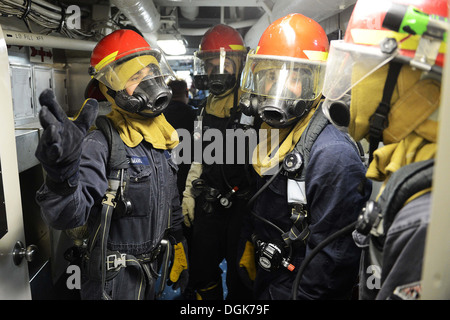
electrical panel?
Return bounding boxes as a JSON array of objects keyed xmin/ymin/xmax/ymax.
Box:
[{"xmin": 10, "ymin": 64, "xmax": 33, "ymax": 123}]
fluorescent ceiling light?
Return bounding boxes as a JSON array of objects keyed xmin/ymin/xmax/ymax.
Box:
[{"xmin": 157, "ymin": 33, "xmax": 187, "ymax": 55}]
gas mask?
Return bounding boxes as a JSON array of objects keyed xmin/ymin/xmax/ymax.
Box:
[
  {"xmin": 108, "ymin": 75, "xmax": 172, "ymax": 118},
  {"xmin": 240, "ymin": 54, "xmax": 326, "ymax": 128},
  {"xmin": 91, "ymin": 51, "xmax": 176, "ymax": 117},
  {"xmin": 193, "ymin": 50, "xmax": 243, "ymax": 96},
  {"xmin": 239, "ymin": 92, "xmax": 311, "ymax": 128},
  {"xmin": 194, "ymin": 73, "xmax": 236, "ymax": 96}
]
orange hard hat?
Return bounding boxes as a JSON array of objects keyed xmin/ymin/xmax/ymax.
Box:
[
  {"xmin": 240, "ymin": 13, "xmax": 329, "ymax": 127},
  {"xmin": 255, "ymin": 13, "xmax": 329, "ymax": 61}
]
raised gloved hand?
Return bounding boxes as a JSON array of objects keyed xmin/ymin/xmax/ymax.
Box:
[
  {"xmin": 237, "ymin": 240, "xmax": 256, "ymax": 289},
  {"xmin": 182, "ymin": 162, "xmax": 202, "ymax": 227},
  {"xmin": 35, "ymin": 89, "xmax": 98, "ymax": 193},
  {"xmin": 168, "ymin": 238, "xmax": 189, "ymax": 293}
]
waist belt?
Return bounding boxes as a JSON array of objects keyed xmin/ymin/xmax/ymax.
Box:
[
  {"xmin": 104, "ymin": 247, "xmax": 162, "ymax": 288},
  {"xmin": 106, "ymin": 245, "xmax": 162, "ymax": 273},
  {"xmin": 84, "ymin": 245, "xmax": 162, "ymax": 282}
]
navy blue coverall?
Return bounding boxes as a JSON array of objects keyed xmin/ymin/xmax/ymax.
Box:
[
  {"xmin": 249, "ymin": 123, "xmax": 372, "ymax": 299},
  {"xmin": 36, "ymin": 128, "xmax": 184, "ymax": 300}
]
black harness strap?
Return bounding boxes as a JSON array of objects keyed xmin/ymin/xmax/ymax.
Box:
[
  {"xmin": 95, "ymin": 116, "xmax": 129, "ymax": 171},
  {"xmin": 294, "ymin": 107, "xmax": 330, "ymax": 182},
  {"xmin": 368, "ymin": 62, "xmax": 403, "ymax": 163},
  {"xmin": 282, "ymin": 108, "xmax": 329, "ymax": 246},
  {"xmin": 91, "ymin": 116, "xmax": 130, "ymax": 299}
]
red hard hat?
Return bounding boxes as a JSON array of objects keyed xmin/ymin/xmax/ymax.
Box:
[
  {"xmin": 344, "ymin": 0, "xmax": 447, "ymax": 67},
  {"xmin": 89, "ymin": 29, "xmax": 155, "ymax": 75},
  {"xmin": 86, "ymin": 29, "xmax": 171, "ymax": 100},
  {"xmin": 198, "ymin": 24, "xmax": 246, "ymax": 55}
]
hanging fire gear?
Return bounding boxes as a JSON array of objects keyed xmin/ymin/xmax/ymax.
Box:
[
  {"xmin": 320, "ymin": 0, "xmax": 445, "ymax": 300},
  {"xmin": 322, "ymin": 0, "xmax": 446, "ymax": 162}
]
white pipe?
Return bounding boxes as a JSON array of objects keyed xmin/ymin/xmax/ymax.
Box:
[
  {"xmin": 180, "ymin": 6, "xmax": 199, "ymax": 21},
  {"xmin": 32, "ymin": 0, "xmax": 61, "ymax": 12},
  {"xmin": 6, "ymin": 0, "xmax": 62, "ymax": 21},
  {"xmin": 179, "ymin": 19, "xmax": 259, "ymax": 36},
  {"xmin": 2, "ymin": 29, "xmax": 97, "ymax": 51},
  {"xmin": 110, "ymin": 0, "xmax": 160, "ymax": 34}
]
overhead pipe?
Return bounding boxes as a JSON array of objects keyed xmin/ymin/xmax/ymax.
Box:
[
  {"xmin": 244, "ymin": 0, "xmax": 357, "ymax": 49},
  {"xmin": 2, "ymin": 29, "xmax": 97, "ymax": 51},
  {"xmin": 179, "ymin": 19, "xmax": 259, "ymax": 36},
  {"xmin": 110, "ymin": 0, "xmax": 160, "ymax": 47}
]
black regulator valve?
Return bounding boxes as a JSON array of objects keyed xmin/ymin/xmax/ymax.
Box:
[
  {"xmin": 356, "ymin": 200, "xmax": 383, "ymax": 235},
  {"xmin": 254, "ymin": 239, "xmax": 295, "ymax": 272},
  {"xmin": 218, "ymin": 186, "xmax": 238, "ymax": 208},
  {"xmin": 283, "ymin": 151, "xmax": 303, "ymax": 173},
  {"xmin": 238, "ymin": 92, "xmax": 258, "ymax": 117}
]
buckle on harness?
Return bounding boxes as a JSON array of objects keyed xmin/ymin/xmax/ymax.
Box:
[{"xmin": 107, "ymin": 253, "xmax": 127, "ymax": 270}]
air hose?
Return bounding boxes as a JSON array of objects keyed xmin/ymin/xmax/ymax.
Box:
[{"xmin": 291, "ymin": 220, "xmax": 357, "ymax": 300}]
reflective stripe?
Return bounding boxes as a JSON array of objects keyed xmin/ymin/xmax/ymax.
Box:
[
  {"xmin": 229, "ymin": 44, "xmax": 246, "ymax": 51},
  {"xmin": 303, "ymin": 50, "xmax": 328, "ymax": 61},
  {"xmin": 94, "ymin": 50, "xmax": 119, "ymax": 72}
]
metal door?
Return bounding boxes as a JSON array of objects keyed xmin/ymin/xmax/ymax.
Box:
[
  {"xmin": 0, "ymin": 25, "xmax": 32, "ymax": 300},
  {"xmin": 33, "ymin": 66, "xmax": 52, "ymax": 116}
]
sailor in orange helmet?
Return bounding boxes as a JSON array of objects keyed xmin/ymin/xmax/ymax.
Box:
[{"xmin": 237, "ymin": 13, "xmax": 372, "ymax": 299}]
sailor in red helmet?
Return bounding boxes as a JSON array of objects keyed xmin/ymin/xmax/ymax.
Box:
[
  {"xmin": 35, "ymin": 29, "xmax": 187, "ymax": 300},
  {"xmin": 181, "ymin": 24, "xmax": 258, "ymax": 299},
  {"xmin": 322, "ymin": 0, "xmax": 447, "ymax": 300}
]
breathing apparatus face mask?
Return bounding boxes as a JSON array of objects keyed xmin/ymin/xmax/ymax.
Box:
[
  {"xmin": 240, "ymin": 54, "xmax": 326, "ymax": 128},
  {"xmin": 111, "ymin": 70, "xmax": 173, "ymax": 118},
  {"xmin": 93, "ymin": 50, "xmax": 175, "ymax": 117},
  {"xmin": 193, "ymin": 49, "xmax": 243, "ymax": 96}
]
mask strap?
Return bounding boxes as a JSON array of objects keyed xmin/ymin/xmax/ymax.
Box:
[{"xmin": 368, "ymin": 62, "xmax": 403, "ymax": 163}]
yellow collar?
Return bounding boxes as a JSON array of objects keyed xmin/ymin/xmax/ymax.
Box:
[
  {"xmin": 205, "ymin": 89, "xmax": 240, "ymax": 118},
  {"xmin": 252, "ymin": 107, "xmax": 317, "ymax": 176},
  {"xmin": 106, "ymin": 107, "xmax": 179, "ymax": 149}
]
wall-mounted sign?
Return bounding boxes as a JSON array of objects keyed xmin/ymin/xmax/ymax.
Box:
[{"xmin": 29, "ymin": 46, "xmax": 53, "ymax": 64}]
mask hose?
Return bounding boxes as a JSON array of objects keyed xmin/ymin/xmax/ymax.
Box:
[
  {"xmin": 246, "ymin": 166, "xmax": 294, "ymax": 262},
  {"xmin": 290, "ymin": 220, "xmax": 357, "ymax": 300}
]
